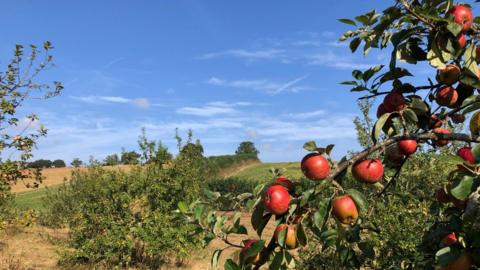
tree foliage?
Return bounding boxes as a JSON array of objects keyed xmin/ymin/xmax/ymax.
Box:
[{"xmin": 235, "ymin": 141, "xmax": 259, "ymax": 157}]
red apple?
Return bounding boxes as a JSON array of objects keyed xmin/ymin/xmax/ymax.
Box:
[
  {"xmin": 437, "ymin": 64, "xmax": 461, "ymax": 85},
  {"xmin": 453, "ymin": 199, "xmax": 466, "ymax": 209},
  {"xmin": 440, "ymin": 252, "xmax": 472, "ymax": 270},
  {"xmin": 436, "ymin": 86, "xmax": 458, "ymax": 108},
  {"xmin": 429, "ymin": 115, "xmax": 443, "ymax": 129},
  {"xmin": 263, "ymin": 185, "xmax": 290, "ymax": 215},
  {"xmin": 441, "ymin": 232, "xmax": 457, "ymax": 246},
  {"xmin": 352, "ymin": 159, "xmax": 384, "ymax": 183},
  {"xmin": 274, "ymin": 177, "xmax": 294, "ymax": 191},
  {"xmin": 397, "ymin": 139, "xmax": 418, "ymax": 156},
  {"xmin": 451, "ymin": 113, "xmax": 466, "ymax": 124},
  {"xmin": 436, "ymin": 188, "xmax": 451, "ymax": 204},
  {"xmin": 456, "ymin": 34, "xmax": 466, "ymax": 49},
  {"xmin": 376, "ymin": 102, "xmax": 390, "ymax": 118},
  {"xmin": 301, "ymin": 153, "xmax": 330, "ymax": 181},
  {"xmin": 383, "ymin": 91, "xmax": 406, "ymax": 112},
  {"xmin": 476, "ymin": 46, "xmax": 480, "ymax": 63},
  {"xmin": 332, "ymin": 195, "xmax": 359, "ymax": 224},
  {"xmin": 241, "ymin": 239, "xmax": 261, "ymax": 264},
  {"xmin": 274, "ymin": 224, "xmax": 298, "ymax": 249},
  {"xmin": 433, "ymin": 128, "xmax": 450, "ymax": 147},
  {"xmin": 457, "ymin": 147, "xmax": 476, "ymax": 164},
  {"xmin": 448, "ymin": 4, "xmax": 473, "ymax": 32}
]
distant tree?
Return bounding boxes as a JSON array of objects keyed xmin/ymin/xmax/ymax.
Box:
[
  {"xmin": 120, "ymin": 150, "xmax": 141, "ymax": 165},
  {"xmin": 235, "ymin": 141, "xmax": 259, "ymax": 157},
  {"xmin": 71, "ymin": 158, "xmax": 83, "ymax": 168},
  {"xmin": 28, "ymin": 159, "xmax": 53, "ymax": 169},
  {"xmin": 104, "ymin": 154, "xmax": 120, "ymax": 166},
  {"xmin": 138, "ymin": 128, "xmax": 172, "ymax": 165},
  {"xmin": 52, "ymin": 159, "xmax": 66, "ymax": 168}
]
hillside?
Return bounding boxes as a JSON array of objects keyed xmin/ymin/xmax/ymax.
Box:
[{"xmin": 229, "ymin": 161, "xmax": 303, "ymax": 181}]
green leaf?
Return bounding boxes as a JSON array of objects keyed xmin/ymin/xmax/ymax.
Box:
[
  {"xmin": 303, "ymin": 141, "xmax": 317, "ymax": 151},
  {"xmin": 352, "ymin": 70, "xmax": 363, "ymax": 80},
  {"xmin": 269, "ymin": 252, "xmax": 284, "ymax": 270},
  {"xmin": 349, "ymin": 38, "xmax": 361, "ymax": 53},
  {"xmin": 473, "ymin": 144, "xmax": 480, "ymax": 163},
  {"xmin": 338, "ymin": 18, "xmax": 357, "ymax": 26},
  {"xmin": 313, "ymin": 198, "xmax": 330, "ymax": 229},
  {"xmin": 362, "ymin": 65, "xmax": 384, "ymax": 82},
  {"xmin": 240, "ymin": 240, "xmax": 265, "ymax": 265},
  {"xmin": 340, "ymin": 80, "xmax": 358, "ymax": 85},
  {"xmin": 345, "ymin": 188, "xmax": 367, "ymax": 214},
  {"xmin": 372, "ymin": 112, "xmax": 391, "ymax": 144},
  {"xmin": 296, "ymin": 223, "xmax": 308, "ymax": 246},
  {"xmin": 253, "ymin": 184, "xmax": 265, "ymax": 197},
  {"xmin": 277, "ymin": 228, "xmax": 287, "ymax": 247},
  {"xmin": 464, "ymin": 44, "xmax": 479, "ymax": 78},
  {"xmin": 325, "ymin": 144, "xmax": 335, "ymax": 155},
  {"xmin": 450, "ymin": 175, "xmax": 476, "ymax": 200},
  {"xmin": 446, "ymin": 22, "xmax": 463, "ymax": 36},
  {"xmin": 251, "ymin": 201, "xmax": 272, "ymax": 237},
  {"xmin": 224, "ymin": 259, "xmax": 241, "ymax": 270},
  {"xmin": 402, "ymin": 108, "xmax": 418, "ymax": 123},
  {"xmin": 409, "ymin": 97, "xmax": 429, "ymax": 114},
  {"xmin": 379, "ymin": 68, "xmax": 412, "ymax": 83},
  {"xmin": 435, "ymin": 246, "xmax": 460, "ymax": 266},
  {"xmin": 212, "ymin": 249, "xmax": 222, "ymax": 270},
  {"xmin": 178, "ymin": 201, "xmax": 188, "ymax": 213}
]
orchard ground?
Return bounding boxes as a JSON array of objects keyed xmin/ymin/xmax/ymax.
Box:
[{"xmin": 2, "ymin": 162, "xmax": 296, "ymax": 269}]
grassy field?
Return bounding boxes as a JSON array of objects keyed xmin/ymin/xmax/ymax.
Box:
[
  {"xmin": 231, "ymin": 161, "xmax": 303, "ymax": 181},
  {"xmin": 14, "ymin": 186, "xmax": 61, "ymax": 211}
]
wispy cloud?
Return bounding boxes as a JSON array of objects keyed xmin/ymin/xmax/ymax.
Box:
[
  {"xmin": 287, "ymin": 110, "xmax": 325, "ymax": 119},
  {"xmin": 306, "ymin": 51, "xmax": 374, "ymax": 70},
  {"xmin": 71, "ymin": 95, "xmax": 151, "ymax": 109},
  {"xmin": 207, "ymin": 75, "xmax": 310, "ymax": 94},
  {"xmin": 198, "ymin": 49, "xmax": 286, "ymax": 61},
  {"xmin": 176, "ymin": 101, "xmax": 255, "ymax": 117}
]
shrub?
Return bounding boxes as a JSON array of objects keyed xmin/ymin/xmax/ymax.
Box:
[{"xmin": 43, "ymin": 134, "xmax": 209, "ymax": 267}]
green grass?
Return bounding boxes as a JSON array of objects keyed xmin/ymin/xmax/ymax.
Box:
[
  {"xmin": 232, "ymin": 162, "xmax": 304, "ymax": 181},
  {"xmin": 14, "ymin": 186, "xmax": 61, "ymax": 211}
]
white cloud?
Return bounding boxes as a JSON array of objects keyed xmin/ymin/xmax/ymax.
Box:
[
  {"xmin": 71, "ymin": 96, "xmax": 151, "ymax": 109},
  {"xmin": 207, "ymin": 75, "xmax": 310, "ymax": 95},
  {"xmin": 307, "ymin": 51, "xmax": 374, "ymax": 70},
  {"xmin": 176, "ymin": 101, "xmax": 257, "ymax": 117},
  {"xmin": 287, "ymin": 110, "xmax": 325, "ymax": 119},
  {"xmin": 198, "ymin": 49, "xmax": 286, "ymax": 61}
]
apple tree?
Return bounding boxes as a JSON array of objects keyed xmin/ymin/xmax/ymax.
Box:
[
  {"xmin": 180, "ymin": 1, "xmax": 480, "ymax": 269},
  {"xmin": 0, "ymin": 42, "xmax": 63, "ymax": 220}
]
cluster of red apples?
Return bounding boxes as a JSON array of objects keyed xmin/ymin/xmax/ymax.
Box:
[{"xmin": 239, "ymin": 4, "xmax": 478, "ymax": 269}]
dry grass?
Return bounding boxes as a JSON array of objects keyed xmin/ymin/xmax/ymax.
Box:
[{"xmin": 11, "ymin": 165, "xmax": 133, "ymax": 193}]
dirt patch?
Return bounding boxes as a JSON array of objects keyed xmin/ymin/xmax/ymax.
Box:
[
  {"xmin": 219, "ymin": 160, "xmax": 261, "ymax": 178},
  {"xmin": 0, "ymin": 225, "xmax": 68, "ymax": 269}
]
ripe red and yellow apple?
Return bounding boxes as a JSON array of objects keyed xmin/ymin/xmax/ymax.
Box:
[
  {"xmin": 383, "ymin": 91, "xmax": 406, "ymax": 112},
  {"xmin": 457, "ymin": 147, "xmax": 476, "ymax": 164},
  {"xmin": 263, "ymin": 185, "xmax": 290, "ymax": 215},
  {"xmin": 437, "ymin": 64, "xmax": 461, "ymax": 85},
  {"xmin": 433, "ymin": 128, "xmax": 451, "ymax": 147},
  {"xmin": 274, "ymin": 224, "xmax": 298, "ymax": 249},
  {"xmin": 332, "ymin": 195, "xmax": 359, "ymax": 224},
  {"xmin": 436, "ymin": 86, "xmax": 458, "ymax": 108},
  {"xmin": 397, "ymin": 139, "xmax": 418, "ymax": 156},
  {"xmin": 301, "ymin": 153, "xmax": 330, "ymax": 181},
  {"xmin": 352, "ymin": 159, "xmax": 384, "ymax": 183},
  {"xmin": 448, "ymin": 4, "xmax": 473, "ymax": 32},
  {"xmin": 241, "ymin": 239, "xmax": 261, "ymax": 264},
  {"xmin": 456, "ymin": 34, "xmax": 467, "ymax": 49},
  {"xmin": 274, "ymin": 177, "xmax": 294, "ymax": 191}
]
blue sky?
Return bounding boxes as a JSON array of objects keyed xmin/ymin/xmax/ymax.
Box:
[{"xmin": 2, "ymin": 1, "xmax": 476, "ymax": 163}]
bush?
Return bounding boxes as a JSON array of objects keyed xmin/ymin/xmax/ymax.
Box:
[
  {"xmin": 42, "ymin": 136, "xmax": 209, "ymax": 268},
  {"xmin": 206, "ymin": 153, "xmax": 258, "ymax": 175}
]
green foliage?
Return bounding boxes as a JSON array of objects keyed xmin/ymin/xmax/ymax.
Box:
[
  {"xmin": 235, "ymin": 141, "xmax": 259, "ymax": 157},
  {"xmin": 70, "ymin": 158, "xmax": 83, "ymax": 168},
  {"xmin": 120, "ymin": 150, "xmax": 141, "ymax": 165},
  {"xmin": 42, "ymin": 134, "xmax": 209, "ymax": 267},
  {"xmin": 52, "ymin": 159, "xmax": 66, "ymax": 168},
  {"xmin": 27, "ymin": 159, "xmax": 53, "ymax": 168}
]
